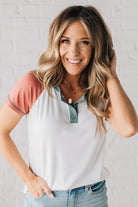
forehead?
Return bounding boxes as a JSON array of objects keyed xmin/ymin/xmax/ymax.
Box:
[{"xmin": 62, "ymin": 21, "xmax": 89, "ymax": 37}]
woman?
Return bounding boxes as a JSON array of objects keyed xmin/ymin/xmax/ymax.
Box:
[{"xmin": 0, "ymin": 5, "xmax": 137, "ymax": 207}]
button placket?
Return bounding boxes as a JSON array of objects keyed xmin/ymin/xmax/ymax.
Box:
[
  {"xmin": 68, "ymin": 103, "xmax": 78, "ymax": 123},
  {"xmin": 72, "ymin": 115, "xmax": 76, "ymax": 119}
]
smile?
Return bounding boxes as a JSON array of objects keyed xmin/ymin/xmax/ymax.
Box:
[{"xmin": 67, "ymin": 59, "xmax": 82, "ymax": 64}]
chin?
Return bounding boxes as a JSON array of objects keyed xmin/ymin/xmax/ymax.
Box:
[{"xmin": 66, "ymin": 71, "xmax": 81, "ymax": 76}]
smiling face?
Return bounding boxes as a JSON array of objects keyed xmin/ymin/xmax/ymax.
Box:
[{"xmin": 59, "ymin": 21, "xmax": 92, "ymax": 78}]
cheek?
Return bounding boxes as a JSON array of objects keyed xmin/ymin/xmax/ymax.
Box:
[
  {"xmin": 59, "ymin": 45, "xmax": 67, "ymax": 57},
  {"xmin": 59, "ymin": 47, "xmax": 66, "ymax": 65},
  {"xmin": 86, "ymin": 48, "xmax": 92, "ymax": 61}
]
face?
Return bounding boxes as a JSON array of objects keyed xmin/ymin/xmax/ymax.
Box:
[{"xmin": 59, "ymin": 21, "xmax": 92, "ymax": 77}]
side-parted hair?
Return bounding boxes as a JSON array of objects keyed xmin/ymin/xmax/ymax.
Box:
[{"xmin": 34, "ymin": 5, "xmax": 114, "ymax": 135}]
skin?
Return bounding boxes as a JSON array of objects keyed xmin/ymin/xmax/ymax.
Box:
[
  {"xmin": 0, "ymin": 21, "xmax": 138, "ymax": 200},
  {"xmin": 59, "ymin": 21, "xmax": 92, "ymax": 81},
  {"xmin": 106, "ymin": 52, "xmax": 138, "ymax": 136},
  {"xmin": 0, "ymin": 103, "xmax": 54, "ymax": 199},
  {"xmin": 59, "ymin": 21, "xmax": 92, "ymax": 102}
]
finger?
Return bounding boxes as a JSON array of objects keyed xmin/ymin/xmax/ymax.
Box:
[
  {"xmin": 110, "ymin": 53, "xmax": 116, "ymax": 71},
  {"xmin": 40, "ymin": 179, "xmax": 54, "ymax": 198},
  {"xmin": 33, "ymin": 191, "xmax": 44, "ymax": 198},
  {"xmin": 43, "ymin": 186, "xmax": 54, "ymax": 198},
  {"xmin": 45, "ymin": 190, "xmax": 54, "ymax": 198}
]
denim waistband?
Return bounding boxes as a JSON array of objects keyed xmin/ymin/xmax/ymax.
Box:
[
  {"xmin": 24, "ymin": 180, "xmax": 108, "ymax": 207},
  {"xmin": 67, "ymin": 180, "xmax": 105, "ymax": 193},
  {"xmin": 85, "ymin": 180, "xmax": 105, "ymax": 193}
]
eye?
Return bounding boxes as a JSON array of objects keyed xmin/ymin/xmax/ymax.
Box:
[
  {"xmin": 60, "ymin": 39, "xmax": 70, "ymax": 44},
  {"xmin": 80, "ymin": 41, "xmax": 90, "ymax": 45}
]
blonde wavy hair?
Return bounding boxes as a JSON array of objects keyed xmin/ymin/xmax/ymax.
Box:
[{"xmin": 34, "ymin": 5, "xmax": 114, "ymax": 134}]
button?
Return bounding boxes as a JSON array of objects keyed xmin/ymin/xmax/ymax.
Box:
[{"xmin": 72, "ymin": 115, "xmax": 76, "ymax": 119}]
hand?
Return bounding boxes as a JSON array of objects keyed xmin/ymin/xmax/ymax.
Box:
[
  {"xmin": 110, "ymin": 50, "xmax": 117, "ymax": 77},
  {"xmin": 26, "ymin": 175, "xmax": 54, "ymax": 199}
]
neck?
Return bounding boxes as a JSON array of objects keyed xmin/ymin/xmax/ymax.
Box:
[{"xmin": 63, "ymin": 74, "xmax": 80, "ymax": 88}]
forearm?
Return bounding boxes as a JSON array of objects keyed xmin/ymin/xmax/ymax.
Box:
[
  {"xmin": 0, "ymin": 133, "xmax": 34, "ymax": 184},
  {"xmin": 0, "ymin": 132, "xmax": 54, "ymax": 198},
  {"xmin": 107, "ymin": 75, "xmax": 138, "ymax": 134},
  {"xmin": 0, "ymin": 102, "xmax": 54, "ymax": 198}
]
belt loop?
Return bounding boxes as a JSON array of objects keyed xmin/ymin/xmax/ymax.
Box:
[
  {"xmin": 85, "ymin": 185, "xmax": 89, "ymax": 192},
  {"xmin": 85, "ymin": 185, "xmax": 92, "ymax": 194}
]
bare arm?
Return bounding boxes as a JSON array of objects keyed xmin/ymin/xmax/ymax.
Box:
[
  {"xmin": 106, "ymin": 53, "xmax": 138, "ymax": 137},
  {"xmin": 0, "ymin": 102, "xmax": 54, "ymax": 198}
]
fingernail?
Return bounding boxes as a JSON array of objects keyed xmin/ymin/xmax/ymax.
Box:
[{"xmin": 50, "ymin": 193, "xmax": 54, "ymax": 198}]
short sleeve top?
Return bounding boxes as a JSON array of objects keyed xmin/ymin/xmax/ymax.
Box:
[{"xmin": 6, "ymin": 72, "xmax": 109, "ymax": 191}]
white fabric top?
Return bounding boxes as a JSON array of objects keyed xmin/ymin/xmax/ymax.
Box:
[{"xmin": 6, "ymin": 72, "xmax": 109, "ymax": 191}]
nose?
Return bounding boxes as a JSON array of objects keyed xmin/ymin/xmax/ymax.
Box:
[{"xmin": 69, "ymin": 42, "xmax": 80, "ymax": 55}]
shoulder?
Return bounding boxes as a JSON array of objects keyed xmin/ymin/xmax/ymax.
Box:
[
  {"xmin": 6, "ymin": 72, "xmax": 44, "ymax": 116},
  {"xmin": 9, "ymin": 72, "xmax": 44, "ymax": 98},
  {"xmin": 16, "ymin": 71, "xmax": 43, "ymax": 88}
]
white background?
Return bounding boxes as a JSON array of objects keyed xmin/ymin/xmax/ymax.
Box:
[{"xmin": 0, "ymin": 0, "xmax": 138, "ymax": 206}]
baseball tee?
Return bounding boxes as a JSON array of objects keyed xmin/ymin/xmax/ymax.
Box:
[{"xmin": 6, "ymin": 72, "xmax": 109, "ymax": 191}]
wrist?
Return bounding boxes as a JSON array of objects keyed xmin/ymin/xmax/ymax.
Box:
[
  {"xmin": 107, "ymin": 72, "xmax": 119, "ymax": 84},
  {"xmin": 20, "ymin": 166, "xmax": 35, "ymax": 185},
  {"xmin": 106, "ymin": 73, "xmax": 121, "ymax": 94}
]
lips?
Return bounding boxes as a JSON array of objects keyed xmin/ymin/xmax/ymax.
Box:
[{"xmin": 67, "ymin": 58, "xmax": 82, "ymax": 64}]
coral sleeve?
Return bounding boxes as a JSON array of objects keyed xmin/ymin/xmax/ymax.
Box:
[{"xmin": 6, "ymin": 72, "xmax": 44, "ymax": 116}]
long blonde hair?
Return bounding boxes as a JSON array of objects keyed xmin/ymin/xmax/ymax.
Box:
[{"xmin": 34, "ymin": 6, "xmax": 114, "ymax": 134}]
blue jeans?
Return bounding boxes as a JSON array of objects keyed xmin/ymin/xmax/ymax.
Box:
[{"xmin": 23, "ymin": 180, "xmax": 108, "ymax": 207}]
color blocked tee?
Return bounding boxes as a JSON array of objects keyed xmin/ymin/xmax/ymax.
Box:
[{"xmin": 6, "ymin": 72, "xmax": 109, "ymax": 191}]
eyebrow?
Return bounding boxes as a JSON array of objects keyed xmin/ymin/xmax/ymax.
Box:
[{"xmin": 61, "ymin": 36, "xmax": 89, "ymax": 40}]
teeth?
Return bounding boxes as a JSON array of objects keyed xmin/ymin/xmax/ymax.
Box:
[{"xmin": 68, "ymin": 59, "xmax": 81, "ymax": 64}]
